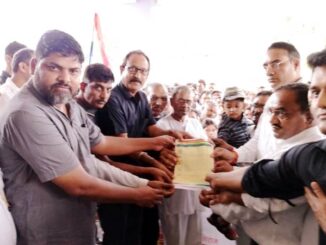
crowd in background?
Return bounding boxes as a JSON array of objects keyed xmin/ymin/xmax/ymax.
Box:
[{"xmin": 1, "ymin": 30, "xmax": 326, "ymax": 245}]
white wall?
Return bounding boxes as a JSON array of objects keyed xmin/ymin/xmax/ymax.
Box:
[{"xmin": 1, "ymin": 0, "xmax": 326, "ymax": 90}]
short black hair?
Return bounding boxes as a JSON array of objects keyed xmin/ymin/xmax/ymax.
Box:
[
  {"xmin": 202, "ymin": 119, "xmax": 218, "ymax": 129},
  {"xmin": 83, "ymin": 63, "xmax": 114, "ymax": 83},
  {"xmin": 268, "ymin": 42, "xmax": 300, "ymax": 60},
  {"xmin": 36, "ymin": 30, "xmax": 84, "ymax": 63},
  {"xmin": 5, "ymin": 41, "xmax": 26, "ymax": 56},
  {"xmin": 12, "ymin": 48, "xmax": 34, "ymax": 73},
  {"xmin": 121, "ymin": 50, "xmax": 150, "ymax": 70},
  {"xmin": 274, "ymin": 83, "xmax": 309, "ymax": 113},
  {"xmin": 256, "ymin": 90, "xmax": 273, "ymax": 97},
  {"xmin": 307, "ymin": 49, "xmax": 326, "ymax": 71}
]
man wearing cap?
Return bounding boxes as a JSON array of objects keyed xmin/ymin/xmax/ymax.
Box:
[{"xmin": 218, "ymin": 86, "xmax": 253, "ymax": 148}]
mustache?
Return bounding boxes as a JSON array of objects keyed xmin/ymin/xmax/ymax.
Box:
[
  {"xmin": 51, "ymin": 82, "xmax": 72, "ymax": 90},
  {"xmin": 129, "ymin": 78, "xmax": 142, "ymax": 84},
  {"xmin": 271, "ymin": 123, "xmax": 282, "ymax": 130}
]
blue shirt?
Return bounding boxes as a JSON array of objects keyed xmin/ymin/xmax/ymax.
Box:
[{"xmin": 218, "ymin": 113, "xmax": 253, "ymax": 148}]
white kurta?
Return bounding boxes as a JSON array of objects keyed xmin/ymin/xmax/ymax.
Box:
[
  {"xmin": 157, "ymin": 115, "xmax": 208, "ymax": 245},
  {"xmin": 211, "ymin": 126, "xmax": 324, "ymax": 245}
]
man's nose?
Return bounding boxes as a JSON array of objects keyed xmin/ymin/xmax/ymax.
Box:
[
  {"xmin": 269, "ymin": 112, "xmax": 279, "ymax": 125},
  {"xmin": 58, "ymin": 69, "xmax": 71, "ymax": 83},
  {"xmin": 317, "ymin": 89, "xmax": 326, "ymax": 109}
]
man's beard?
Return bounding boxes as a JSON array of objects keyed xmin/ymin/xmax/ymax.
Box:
[{"xmin": 34, "ymin": 76, "xmax": 76, "ymax": 105}]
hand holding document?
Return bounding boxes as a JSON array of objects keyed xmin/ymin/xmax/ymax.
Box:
[{"xmin": 174, "ymin": 139, "xmax": 214, "ymax": 188}]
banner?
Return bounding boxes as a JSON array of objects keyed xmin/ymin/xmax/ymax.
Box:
[{"xmin": 174, "ymin": 139, "xmax": 214, "ymax": 187}]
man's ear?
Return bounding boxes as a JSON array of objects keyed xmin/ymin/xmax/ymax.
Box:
[
  {"xmin": 80, "ymin": 82, "xmax": 87, "ymax": 92},
  {"xmin": 18, "ymin": 62, "xmax": 28, "ymax": 73},
  {"xmin": 30, "ymin": 58, "xmax": 37, "ymax": 75},
  {"xmin": 293, "ymin": 58, "xmax": 300, "ymax": 71},
  {"xmin": 305, "ymin": 111, "xmax": 314, "ymax": 125},
  {"xmin": 120, "ymin": 65, "xmax": 125, "ymax": 74}
]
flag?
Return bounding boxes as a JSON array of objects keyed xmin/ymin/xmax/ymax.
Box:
[{"xmin": 93, "ymin": 13, "xmax": 110, "ymax": 67}]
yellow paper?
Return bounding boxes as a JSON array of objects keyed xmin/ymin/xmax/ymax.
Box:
[{"xmin": 174, "ymin": 139, "xmax": 214, "ymax": 186}]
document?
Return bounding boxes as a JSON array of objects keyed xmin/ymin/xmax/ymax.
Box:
[{"xmin": 174, "ymin": 139, "xmax": 214, "ymax": 188}]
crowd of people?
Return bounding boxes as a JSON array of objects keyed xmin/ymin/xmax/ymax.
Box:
[{"xmin": 1, "ymin": 29, "xmax": 326, "ymax": 245}]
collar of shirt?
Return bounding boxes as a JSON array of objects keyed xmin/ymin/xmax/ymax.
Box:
[
  {"xmin": 117, "ymin": 82, "xmax": 141, "ymax": 102},
  {"xmin": 0, "ymin": 79, "xmax": 20, "ymax": 98}
]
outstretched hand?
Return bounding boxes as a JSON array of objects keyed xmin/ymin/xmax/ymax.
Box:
[
  {"xmin": 169, "ymin": 130, "xmax": 193, "ymax": 140},
  {"xmin": 160, "ymin": 147, "xmax": 178, "ymax": 170},
  {"xmin": 148, "ymin": 180, "xmax": 175, "ymax": 197},
  {"xmin": 152, "ymin": 135, "xmax": 175, "ymax": 151},
  {"xmin": 304, "ymin": 181, "xmax": 326, "ymax": 233},
  {"xmin": 212, "ymin": 138, "xmax": 234, "ymax": 151},
  {"xmin": 135, "ymin": 186, "xmax": 164, "ymax": 207}
]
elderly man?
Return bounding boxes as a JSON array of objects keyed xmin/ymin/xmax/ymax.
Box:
[
  {"xmin": 145, "ymin": 82, "xmax": 169, "ymax": 121},
  {"xmin": 157, "ymin": 85, "xmax": 208, "ymax": 245},
  {"xmin": 0, "ymin": 30, "xmax": 175, "ymax": 245}
]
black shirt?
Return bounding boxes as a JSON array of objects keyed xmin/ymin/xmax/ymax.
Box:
[
  {"xmin": 242, "ymin": 139, "xmax": 326, "ymax": 200},
  {"xmin": 96, "ymin": 82, "xmax": 156, "ymax": 137}
]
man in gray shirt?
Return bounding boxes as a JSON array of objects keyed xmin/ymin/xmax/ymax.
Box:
[{"xmin": 0, "ymin": 30, "xmax": 174, "ymax": 245}]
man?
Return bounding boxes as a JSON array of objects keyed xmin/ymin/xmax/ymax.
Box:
[
  {"xmin": 75, "ymin": 63, "xmax": 114, "ymax": 122},
  {"xmin": 76, "ymin": 63, "xmax": 171, "ymax": 185},
  {"xmin": 0, "ymin": 41, "xmax": 26, "ymax": 84},
  {"xmin": 213, "ymin": 41, "xmax": 302, "ymax": 166},
  {"xmin": 200, "ymin": 42, "xmax": 302, "ymax": 245},
  {"xmin": 157, "ymin": 85, "xmax": 208, "ymax": 245},
  {"xmin": 0, "ymin": 48, "xmax": 34, "ymax": 115},
  {"xmin": 250, "ymin": 90, "xmax": 272, "ymax": 126},
  {"xmin": 207, "ymin": 48, "xmax": 326, "ymax": 243},
  {"xmin": 205, "ymin": 83, "xmax": 323, "ymax": 245},
  {"xmin": 96, "ymin": 50, "xmax": 189, "ymax": 245},
  {"xmin": 0, "ymin": 30, "xmax": 175, "ymax": 245},
  {"xmin": 0, "ymin": 48, "xmax": 34, "ymax": 245},
  {"xmin": 145, "ymin": 82, "xmax": 169, "ymax": 121}
]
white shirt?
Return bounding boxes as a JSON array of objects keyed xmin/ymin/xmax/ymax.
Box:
[
  {"xmin": 157, "ymin": 114, "xmax": 207, "ymax": 140},
  {"xmin": 0, "ymin": 79, "xmax": 20, "ymax": 117},
  {"xmin": 0, "ymin": 170, "xmax": 16, "ymax": 245},
  {"xmin": 0, "ymin": 80, "xmax": 19, "ymax": 245},
  {"xmin": 157, "ymin": 114, "xmax": 207, "ymax": 214},
  {"xmin": 211, "ymin": 126, "xmax": 324, "ymax": 245}
]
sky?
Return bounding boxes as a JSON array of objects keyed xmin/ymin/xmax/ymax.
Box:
[{"xmin": 1, "ymin": 0, "xmax": 326, "ymax": 91}]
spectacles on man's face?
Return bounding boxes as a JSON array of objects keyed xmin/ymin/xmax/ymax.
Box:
[
  {"xmin": 126, "ymin": 66, "xmax": 149, "ymax": 75},
  {"xmin": 267, "ymin": 107, "xmax": 301, "ymax": 120},
  {"xmin": 263, "ymin": 59, "xmax": 289, "ymax": 70}
]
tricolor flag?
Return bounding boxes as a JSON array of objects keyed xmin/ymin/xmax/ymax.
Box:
[{"xmin": 90, "ymin": 13, "xmax": 110, "ymax": 68}]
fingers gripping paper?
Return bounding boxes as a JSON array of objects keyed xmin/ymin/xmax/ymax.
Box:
[{"xmin": 174, "ymin": 139, "xmax": 214, "ymax": 186}]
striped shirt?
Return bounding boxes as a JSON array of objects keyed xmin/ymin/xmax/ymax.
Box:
[{"xmin": 218, "ymin": 113, "xmax": 254, "ymax": 148}]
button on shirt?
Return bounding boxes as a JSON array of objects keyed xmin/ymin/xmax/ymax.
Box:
[{"xmin": 0, "ymin": 80, "xmax": 103, "ymax": 245}]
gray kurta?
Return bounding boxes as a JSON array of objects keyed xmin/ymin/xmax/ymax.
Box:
[{"xmin": 0, "ymin": 80, "xmax": 103, "ymax": 245}]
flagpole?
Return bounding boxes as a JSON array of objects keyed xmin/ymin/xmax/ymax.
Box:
[{"xmin": 88, "ymin": 13, "xmax": 95, "ymax": 65}]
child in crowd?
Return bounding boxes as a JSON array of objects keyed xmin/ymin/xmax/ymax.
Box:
[
  {"xmin": 202, "ymin": 119, "xmax": 218, "ymax": 141},
  {"xmin": 207, "ymin": 87, "xmax": 254, "ymax": 240},
  {"xmin": 218, "ymin": 87, "xmax": 253, "ymax": 148}
]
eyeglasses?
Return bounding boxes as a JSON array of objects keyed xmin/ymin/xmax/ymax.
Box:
[
  {"xmin": 126, "ymin": 66, "xmax": 149, "ymax": 75},
  {"xmin": 267, "ymin": 108, "xmax": 302, "ymax": 120},
  {"xmin": 263, "ymin": 60, "xmax": 289, "ymax": 70}
]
